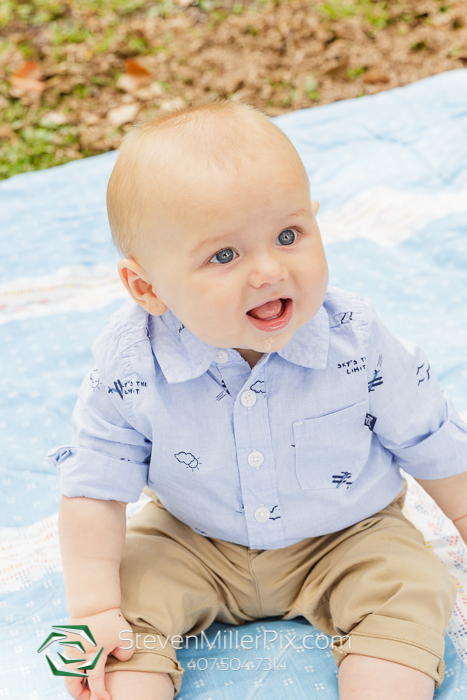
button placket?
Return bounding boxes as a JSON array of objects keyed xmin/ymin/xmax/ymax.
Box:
[{"xmin": 234, "ymin": 362, "xmax": 284, "ymax": 549}]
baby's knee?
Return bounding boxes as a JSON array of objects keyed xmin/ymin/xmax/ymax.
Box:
[
  {"xmin": 338, "ymin": 654, "xmax": 435, "ymax": 700},
  {"xmin": 105, "ymin": 670, "xmax": 175, "ymax": 700}
]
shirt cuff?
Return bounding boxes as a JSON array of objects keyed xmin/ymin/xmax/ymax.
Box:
[
  {"xmin": 392, "ymin": 395, "xmax": 467, "ymax": 480},
  {"xmin": 46, "ymin": 445, "xmax": 148, "ymax": 503}
]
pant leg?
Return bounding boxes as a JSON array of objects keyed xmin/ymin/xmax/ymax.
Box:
[
  {"xmin": 104, "ymin": 495, "xmax": 256, "ymax": 696},
  {"xmin": 279, "ymin": 482, "xmax": 457, "ymax": 689}
]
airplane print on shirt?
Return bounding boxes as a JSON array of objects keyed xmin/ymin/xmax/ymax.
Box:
[
  {"xmin": 332, "ymin": 471, "xmax": 353, "ymax": 489},
  {"xmin": 269, "ymin": 505, "xmax": 281, "ymax": 520},
  {"xmin": 108, "ymin": 379, "xmax": 148, "ymax": 399},
  {"xmin": 416, "ymin": 363, "xmax": 431, "ymax": 386},
  {"xmin": 330, "ymin": 310, "xmax": 354, "ymax": 327},
  {"xmin": 339, "ymin": 311, "xmax": 353, "ymax": 324},
  {"xmin": 368, "ymin": 353, "xmax": 384, "ymax": 393},
  {"xmin": 368, "ymin": 369, "xmax": 383, "ymax": 392},
  {"xmin": 213, "ymin": 377, "xmax": 229, "ymax": 402}
]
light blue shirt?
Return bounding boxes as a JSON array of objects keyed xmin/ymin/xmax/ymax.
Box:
[{"xmin": 47, "ymin": 286, "xmax": 467, "ymax": 550}]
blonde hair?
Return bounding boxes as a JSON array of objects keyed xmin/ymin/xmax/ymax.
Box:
[{"xmin": 106, "ymin": 99, "xmax": 302, "ymax": 263}]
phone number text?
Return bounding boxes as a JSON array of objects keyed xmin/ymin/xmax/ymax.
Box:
[{"xmin": 187, "ymin": 657, "xmax": 287, "ymax": 671}]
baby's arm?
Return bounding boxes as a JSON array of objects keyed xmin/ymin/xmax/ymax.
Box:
[
  {"xmin": 58, "ymin": 495, "xmax": 135, "ymax": 700},
  {"xmin": 414, "ymin": 471, "xmax": 467, "ymax": 542},
  {"xmin": 360, "ymin": 296, "xmax": 467, "ymax": 542},
  {"xmin": 45, "ymin": 318, "xmax": 154, "ymax": 697},
  {"xmin": 59, "ymin": 495, "xmax": 127, "ymax": 616}
]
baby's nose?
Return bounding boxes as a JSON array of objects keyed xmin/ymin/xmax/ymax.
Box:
[{"xmin": 248, "ymin": 255, "xmax": 288, "ymax": 288}]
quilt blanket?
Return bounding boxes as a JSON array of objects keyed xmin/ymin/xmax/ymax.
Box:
[{"xmin": 1, "ymin": 69, "xmax": 467, "ymax": 699}]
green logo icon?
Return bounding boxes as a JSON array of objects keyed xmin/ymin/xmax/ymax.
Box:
[{"xmin": 37, "ymin": 624, "xmax": 103, "ymax": 677}]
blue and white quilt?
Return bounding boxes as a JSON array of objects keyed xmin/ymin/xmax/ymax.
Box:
[{"xmin": 1, "ymin": 69, "xmax": 467, "ymax": 699}]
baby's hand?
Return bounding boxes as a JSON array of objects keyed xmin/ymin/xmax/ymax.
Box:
[{"xmin": 61, "ymin": 607, "xmax": 134, "ymax": 700}]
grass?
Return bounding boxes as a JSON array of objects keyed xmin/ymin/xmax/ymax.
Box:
[
  {"xmin": 0, "ymin": 1, "xmax": 68, "ymax": 28},
  {"xmin": 1, "ymin": 0, "xmax": 466, "ymax": 179},
  {"xmin": 0, "ymin": 0, "xmax": 155, "ymax": 28},
  {"xmin": 50, "ymin": 21, "xmax": 94, "ymax": 45},
  {"xmin": 347, "ymin": 66, "xmax": 366, "ymax": 80},
  {"xmin": 1, "ymin": 128, "xmax": 68, "ymax": 180},
  {"xmin": 0, "ymin": 92, "xmax": 86, "ymax": 179},
  {"xmin": 320, "ymin": 0, "xmax": 391, "ymax": 28},
  {"xmin": 304, "ymin": 76, "xmax": 321, "ymax": 100}
]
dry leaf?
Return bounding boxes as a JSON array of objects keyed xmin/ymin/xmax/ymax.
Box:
[
  {"xmin": 10, "ymin": 61, "xmax": 46, "ymax": 94},
  {"xmin": 363, "ymin": 71, "xmax": 390, "ymax": 85},
  {"xmin": 107, "ymin": 103, "xmax": 140, "ymax": 127},
  {"xmin": 325, "ymin": 61, "xmax": 350, "ymax": 80},
  {"xmin": 117, "ymin": 59, "xmax": 152, "ymax": 93},
  {"xmin": 40, "ymin": 111, "xmax": 69, "ymax": 126},
  {"xmin": 9, "ymin": 31, "xmax": 35, "ymax": 45},
  {"xmin": 56, "ymin": 147, "xmax": 82, "ymax": 160},
  {"xmin": 81, "ymin": 112, "xmax": 101, "ymax": 126},
  {"xmin": 44, "ymin": 76, "xmax": 64, "ymax": 89},
  {"xmin": 0, "ymin": 124, "xmax": 19, "ymax": 142},
  {"xmin": 134, "ymin": 81, "xmax": 165, "ymax": 100}
]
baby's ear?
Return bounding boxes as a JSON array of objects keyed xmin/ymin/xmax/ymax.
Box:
[
  {"xmin": 311, "ymin": 200, "xmax": 320, "ymax": 216},
  {"xmin": 117, "ymin": 259, "xmax": 167, "ymax": 316}
]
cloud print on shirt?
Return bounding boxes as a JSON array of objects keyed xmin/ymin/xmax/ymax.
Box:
[
  {"xmin": 174, "ymin": 451, "xmax": 201, "ymax": 470},
  {"xmin": 250, "ymin": 380, "xmax": 265, "ymax": 394}
]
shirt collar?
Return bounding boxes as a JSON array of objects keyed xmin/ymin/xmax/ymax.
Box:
[
  {"xmin": 150, "ymin": 304, "xmax": 330, "ymax": 384},
  {"xmin": 150, "ymin": 310, "xmax": 219, "ymax": 384},
  {"xmin": 277, "ymin": 304, "xmax": 329, "ymax": 369}
]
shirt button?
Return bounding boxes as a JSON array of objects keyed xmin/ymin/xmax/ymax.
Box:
[
  {"xmin": 254, "ymin": 505, "xmax": 270, "ymax": 523},
  {"xmin": 214, "ymin": 349, "xmax": 229, "ymax": 364},
  {"xmin": 248, "ymin": 450, "xmax": 264, "ymax": 468},
  {"xmin": 240, "ymin": 390, "xmax": 256, "ymax": 407}
]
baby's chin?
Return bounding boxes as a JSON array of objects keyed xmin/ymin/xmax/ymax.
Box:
[
  {"xmin": 193, "ymin": 315, "xmax": 301, "ymax": 354},
  {"xmin": 236, "ymin": 328, "xmax": 298, "ymax": 355}
]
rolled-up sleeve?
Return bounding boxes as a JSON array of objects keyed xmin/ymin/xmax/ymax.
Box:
[
  {"xmin": 362, "ymin": 298, "xmax": 467, "ymax": 480},
  {"xmin": 46, "ymin": 364, "xmax": 151, "ymax": 503}
]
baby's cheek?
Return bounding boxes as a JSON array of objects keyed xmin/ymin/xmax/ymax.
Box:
[{"xmin": 306, "ymin": 260, "xmax": 328, "ymax": 292}]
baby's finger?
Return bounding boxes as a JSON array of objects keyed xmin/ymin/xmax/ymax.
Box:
[
  {"xmin": 64, "ymin": 676, "xmax": 91, "ymax": 700},
  {"xmin": 86, "ymin": 664, "xmax": 111, "ymax": 700},
  {"xmin": 87, "ymin": 676, "xmax": 111, "ymax": 700}
]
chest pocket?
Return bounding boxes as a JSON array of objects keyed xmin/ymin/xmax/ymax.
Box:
[{"xmin": 293, "ymin": 401, "xmax": 371, "ymax": 490}]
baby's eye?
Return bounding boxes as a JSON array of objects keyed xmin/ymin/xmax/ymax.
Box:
[
  {"xmin": 277, "ymin": 229, "xmax": 297, "ymax": 246},
  {"xmin": 210, "ymin": 248, "xmax": 238, "ymax": 264}
]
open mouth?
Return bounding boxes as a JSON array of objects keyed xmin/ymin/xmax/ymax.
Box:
[{"xmin": 246, "ymin": 298, "xmax": 293, "ymax": 332}]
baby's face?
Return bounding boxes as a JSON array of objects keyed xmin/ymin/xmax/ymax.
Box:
[{"xmin": 130, "ymin": 145, "xmax": 328, "ymax": 358}]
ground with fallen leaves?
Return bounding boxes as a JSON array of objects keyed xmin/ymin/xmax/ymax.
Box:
[{"xmin": 0, "ymin": 0, "xmax": 466, "ymax": 180}]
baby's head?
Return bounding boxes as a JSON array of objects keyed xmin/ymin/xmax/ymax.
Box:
[{"xmin": 107, "ymin": 99, "xmax": 328, "ymax": 362}]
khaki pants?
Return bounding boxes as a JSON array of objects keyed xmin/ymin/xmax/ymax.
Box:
[{"xmin": 105, "ymin": 479, "xmax": 457, "ymax": 695}]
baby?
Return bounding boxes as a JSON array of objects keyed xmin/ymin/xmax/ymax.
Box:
[{"xmin": 48, "ymin": 100, "xmax": 467, "ymax": 700}]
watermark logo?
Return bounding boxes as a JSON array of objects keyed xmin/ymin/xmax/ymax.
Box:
[{"xmin": 37, "ymin": 624, "xmax": 103, "ymax": 678}]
